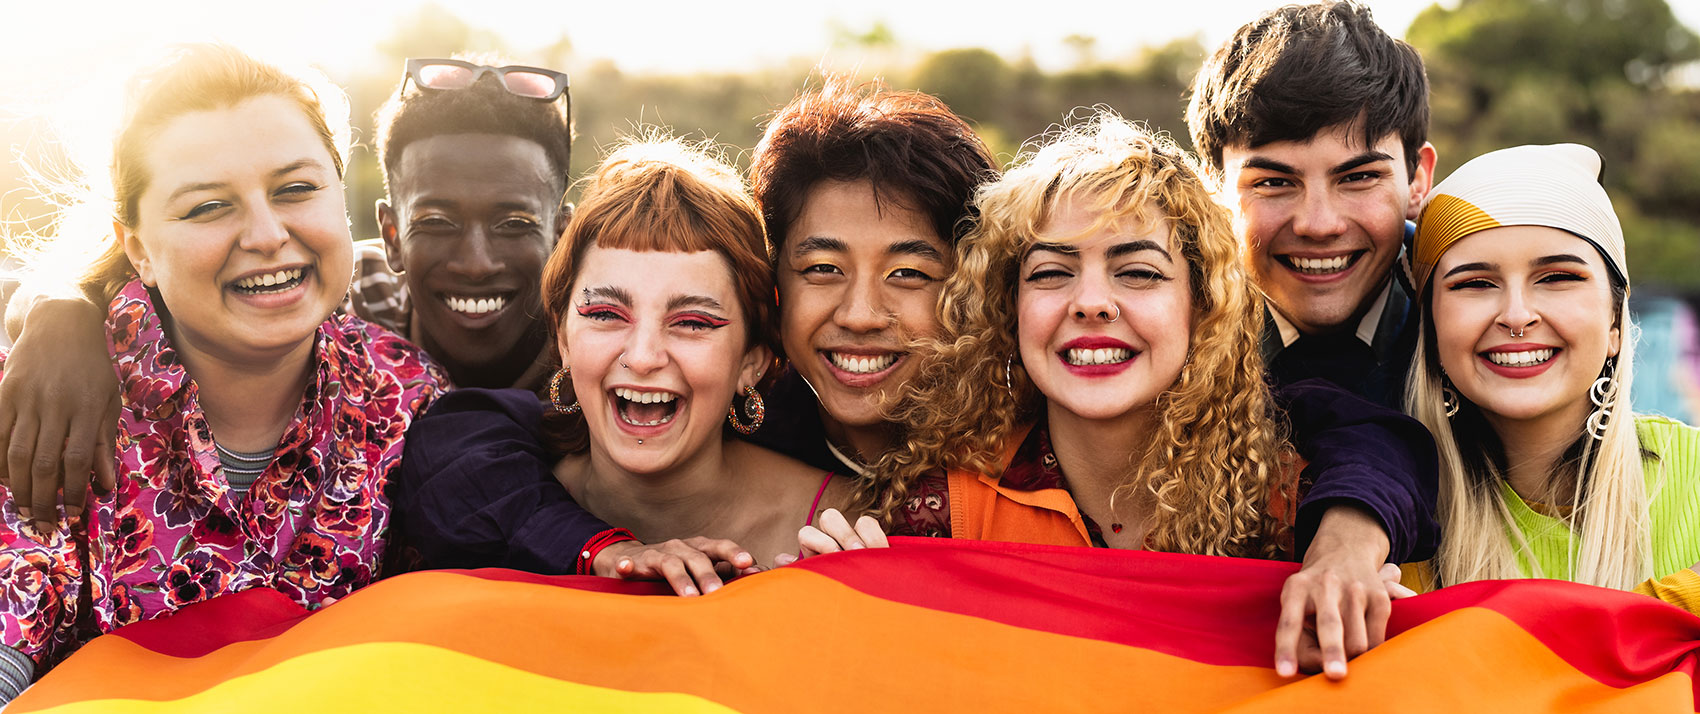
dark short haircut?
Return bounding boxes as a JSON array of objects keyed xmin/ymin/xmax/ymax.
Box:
[
  {"xmin": 749, "ymin": 75, "xmax": 997, "ymax": 254},
  {"xmin": 375, "ymin": 55, "xmax": 572, "ymax": 198},
  {"xmin": 1186, "ymin": 1, "xmax": 1429, "ymax": 177}
]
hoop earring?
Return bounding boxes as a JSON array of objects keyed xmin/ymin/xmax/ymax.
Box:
[
  {"xmin": 728, "ymin": 385, "xmax": 765, "ymax": 435},
  {"xmin": 1586, "ymin": 358, "xmax": 1617, "ymax": 441},
  {"xmin": 548, "ymin": 367, "xmax": 581, "ymax": 414},
  {"xmin": 1441, "ymin": 382, "xmax": 1461, "ymax": 419}
]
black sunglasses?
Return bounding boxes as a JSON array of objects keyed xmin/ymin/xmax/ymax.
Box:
[{"xmin": 403, "ymin": 58, "xmax": 570, "ymax": 102}]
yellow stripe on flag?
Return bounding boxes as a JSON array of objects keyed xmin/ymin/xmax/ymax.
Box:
[{"xmin": 24, "ymin": 642, "xmax": 739, "ymax": 714}]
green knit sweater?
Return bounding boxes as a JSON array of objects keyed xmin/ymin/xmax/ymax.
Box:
[{"xmin": 1502, "ymin": 415, "xmax": 1700, "ymax": 581}]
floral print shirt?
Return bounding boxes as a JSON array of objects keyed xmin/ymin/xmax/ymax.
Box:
[{"xmin": 0, "ymin": 280, "xmax": 445, "ymax": 671}]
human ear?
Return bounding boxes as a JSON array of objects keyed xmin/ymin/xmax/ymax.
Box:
[
  {"xmin": 1608, "ymin": 325, "xmax": 1621, "ymax": 359},
  {"xmin": 117, "ymin": 220, "xmax": 154, "ymax": 286},
  {"xmin": 377, "ymin": 199, "xmax": 405, "ymax": 274},
  {"xmin": 737, "ymin": 343, "xmax": 773, "ymax": 391},
  {"xmin": 1405, "ymin": 143, "xmax": 1439, "ymax": 221}
]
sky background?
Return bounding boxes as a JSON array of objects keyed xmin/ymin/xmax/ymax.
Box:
[{"xmin": 0, "ymin": 0, "xmax": 1483, "ymax": 105}]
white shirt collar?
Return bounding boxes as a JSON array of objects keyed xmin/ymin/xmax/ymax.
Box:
[{"xmin": 1270, "ymin": 280, "xmax": 1392, "ymax": 349}]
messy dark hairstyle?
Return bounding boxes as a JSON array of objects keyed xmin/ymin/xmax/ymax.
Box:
[
  {"xmin": 1186, "ymin": 1, "xmax": 1429, "ymax": 177},
  {"xmin": 749, "ymin": 74, "xmax": 997, "ymax": 254}
]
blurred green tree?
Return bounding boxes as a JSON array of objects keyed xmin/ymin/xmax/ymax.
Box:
[{"xmin": 1410, "ymin": 0, "xmax": 1700, "ymax": 288}]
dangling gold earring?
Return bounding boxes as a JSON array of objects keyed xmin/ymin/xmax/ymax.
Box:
[
  {"xmin": 548, "ymin": 366, "xmax": 580, "ymax": 414},
  {"xmin": 1439, "ymin": 370, "xmax": 1461, "ymax": 418},
  {"xmin": 728, "ymin": 386, "xmax": 765, "ymax": 434}
]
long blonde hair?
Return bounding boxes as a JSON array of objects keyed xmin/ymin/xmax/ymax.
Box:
[
  {"xmin": 871, "ymin": 109, "xmax": 1292, "ymax": 558},
  {"xmin": 1407, "ymin": 281, "xmax": 1651, "ymax": 589}
]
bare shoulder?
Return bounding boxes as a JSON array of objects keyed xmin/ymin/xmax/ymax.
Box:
[{"xmin": 725, "ymin": 439, "xmax": 827, "ymax": 484}]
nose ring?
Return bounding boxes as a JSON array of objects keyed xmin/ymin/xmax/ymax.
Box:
[
  {"xmin": 619, "ymin": 352, "xmax": 630, "ymax": 369},
  {"xmin": 1509, "ymin": 326, "xmax": 1525, "ymax": 339},
  {"xmin": 1104, "ymin": 304, "xmax": 1121, "ymax": 323}
]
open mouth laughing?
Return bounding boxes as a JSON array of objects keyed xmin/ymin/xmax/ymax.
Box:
[{"xmin": 612, "ymin": 386, "xmax": 680, "ymax": 428}]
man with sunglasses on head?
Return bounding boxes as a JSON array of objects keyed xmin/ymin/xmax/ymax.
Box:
[{"xmin": 352, "ymin": 55, "xmax": 572, "ymax": 392}]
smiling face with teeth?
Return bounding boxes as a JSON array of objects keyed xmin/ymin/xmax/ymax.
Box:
[
  {"xmin": 560, "ymin": 247, "xmax": 771, "ymax": 474},
  {"xmin": 1219, "ymin": 123, "xmax": 1436, "ymax": 336},
  {"xmin": 122, "ymin": 96, "xmax": 352, "ymax": 363},
  {"xmin": 1016, "ymin": 197, "xmax": 1193, "ymax": 424},
  {"xmin": 380, "ymin": 133, "xmax": 561, "ymax": 387},
  {"xmin": 1430, "ymin": 226, "xmax": 1622, "ymax": 428},
  {"xmin": 777, "ymin": 180, "xmax": 952, "ymax": 443}
]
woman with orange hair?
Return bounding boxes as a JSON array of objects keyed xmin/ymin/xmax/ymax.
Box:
[{"xmin": 392, "ymin": 135, "xmax": 874, "ymax": 595}]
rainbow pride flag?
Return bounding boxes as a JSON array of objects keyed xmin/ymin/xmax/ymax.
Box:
[{"xmin": 11, "ymin": 537, "xmax": 1700, "ymax": 712}]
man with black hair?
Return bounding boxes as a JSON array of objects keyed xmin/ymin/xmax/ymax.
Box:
[
  {"xmin": 1186, "ymin": 0, "xmax": 1439, "ymax": 683},
  {"xmin": 352, "ymin": 56, "xmax": 574, "ymax": 391},
  {"xmin": 1188, "ymin": 0, "xmax": 1436, "ymax": 410}
]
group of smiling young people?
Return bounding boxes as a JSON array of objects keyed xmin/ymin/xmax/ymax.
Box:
[{"xmin": 0, "ymin": 0, "xmax": 1695, "ymax": 702}]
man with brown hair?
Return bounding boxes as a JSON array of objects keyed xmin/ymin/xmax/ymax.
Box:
[
  {"xmin": 1189, "ymin": 0, "xmax": 1436, "ymax": 410},
  {"xmin": 1188, "ymin": 0, "xmax": 1440, "ymax": 681}
]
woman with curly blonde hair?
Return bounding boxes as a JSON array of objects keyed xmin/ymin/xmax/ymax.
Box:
[
  {"xmin": 875, "ymin": 110, "xmax": 1291, "ymax": 555},
  {"xmin": 813, "ymin": 109, "xmax": 1438, "ymax": 679}
]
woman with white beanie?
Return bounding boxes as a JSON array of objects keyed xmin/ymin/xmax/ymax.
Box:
[{"xmin": 1403, "ymin": 143, "xmax": 1699, "ymax": 612}]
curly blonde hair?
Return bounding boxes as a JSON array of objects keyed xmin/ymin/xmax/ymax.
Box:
[{"xmin": 870, "ymin": 109, "xmax": 1293, "ymax": 558}]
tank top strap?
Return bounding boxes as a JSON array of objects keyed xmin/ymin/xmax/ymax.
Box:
[{"xmin": 804, "ymin": 472, "xmax": 835, "ymax": 527}]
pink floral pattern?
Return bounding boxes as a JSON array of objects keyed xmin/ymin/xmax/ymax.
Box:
[{"xmin": 0, "ymin": 280, "xmax": 445, "ymax": 670}]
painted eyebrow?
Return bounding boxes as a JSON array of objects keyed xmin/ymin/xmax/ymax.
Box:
[
  {"xmin": 580, "ymin": 286, "xmax": 633, "ymax": 304},
  {"xmin": 665, "ymin": 295, "xmax": 726, "ymax": 313},
  {"xmin": 886, "ymin": 239, "xmax": 945, "ymax": 262},
  {"xmin": 792, "ymin": 236, "xmax": 848, "ymax": 256},
  {"xmin": 166, "ymin": 158, "xmax": 327, "ymax": 204}
]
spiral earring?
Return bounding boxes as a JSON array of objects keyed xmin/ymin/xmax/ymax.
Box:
[
  {"xmin": 728, "ymin": 386, "xmax": 765, "ymax": 434},
  {"xmin": 1004, "ymin": 356, "xmax": 1016, "ymax": 393},
  {"xmin": 1441, "ymin": 382, "xmax": 1461, "ymax": 419},
  {"xmin": 1586, "ymin": 358, "xmax": 1617, "ymax": 441},
  {"xmin": 548, "ymin": 366, "xmax": 580, "ymax": 414},
  {"xmin": 1436, "ymin": 368, "xmax": 1462, "ymax": 418}
]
